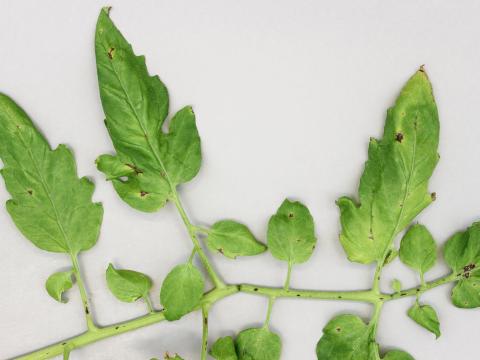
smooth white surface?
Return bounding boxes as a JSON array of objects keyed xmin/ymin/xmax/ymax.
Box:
[{"xmin": 0, "ymin": 0, "xmax": 479, "ymax": 359}]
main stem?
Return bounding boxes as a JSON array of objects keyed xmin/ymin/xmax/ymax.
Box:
[
  {"xmin": 170, "ymin": 190, "xmax": 225, "ymax": 289},
  {"xmin": 70, "ymin": 253, "xmax": 97, "ymax": 331}
]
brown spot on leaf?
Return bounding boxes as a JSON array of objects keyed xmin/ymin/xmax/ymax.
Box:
[
  {"xmin": 336, "ymin": 327, "xmax": 341, "ymax": 332},
  {"xmin": 107, "ymin": 47, "xmax": 115, "ymax": 59},
  {"xmin": 288, "ymin": 213, "xmax": 294, "ymax": 218},
  {"xmin": 27, "ymin": 190, "xmax": 33, "ymax": 195},
  {"xmin": 395, "ymin": 133, "xmax": 404, "ymax": 143},
  {"xmin": 126, "ymin": 163, "xmax": 143, "ymax": 175},
  {"xmin": 140, "ymin": 191, "xmax": 148, "ymax": 197},
  {"xmin": 431, "ymin": 192, "xmax": 437, "ymax": 201}
]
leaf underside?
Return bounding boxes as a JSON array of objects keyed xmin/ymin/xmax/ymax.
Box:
[
  {"xmin": 399, "ymin": 224, "xmax": 437, "ymax": 275},
  {"xmin": 337, "ymin": 69, "xmax": 439, "ymax": 264},
  {"xmin": 45, "ymin": 270, "xmax": 74, "ymax": 303},
  {"xmin": 95, "ymin": 8, "xmax": 201, "ymax": 212},
  {"xmin": 407, "ymin": 302, "xmax": 441, "ymax": 338},
  {"xmin": 0, "ymin": 94, "xmax": 103, "ymax": 254}
]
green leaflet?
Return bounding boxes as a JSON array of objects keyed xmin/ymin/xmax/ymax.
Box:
[
  {"xmin": 267, "ymin": 199, "xmax": 316, "ymax": 264},
  {"xmin": 383, "ymin": 351, "xmax": 414, "ymax": 360},
  {"xmin": 206, "ymin": 220, "xmax": 267, "ymax": 259},
  {"xmin": 95, "ymin": 8, "xmax": 201, "ymax": 212},
  {"xmin": 0, "ymin": 94, "xmax": 103, "ymax": 254},
  {"xmin": 407, "ymin": 302, "xmax": 440, "ymax": 338},
  {"xmin": 399, "ymin": 224, "xmax": 437, "ymax": 275},
  {"xmin": 160, "ymin": 263, "xmax": 204, "ymax": 321},
  {"xmin": 45, "ymin": 270, "xmax": 74, "ymax": 303},
  {"xmin": 210, "ymin": 336, "xmax": 238, "ymax": 360},
  {"xmin": 444, "ymin": 222, "xmax": 480, "ymax": 308},
  {"xmin": 106, "ymin": 264, "xmax": 152, "ymax": 303},
  {"xmin": 391, "ymin": 279, "xmax": 402, "ymax": 292},
  {"xmin": 236, "ymin": 327, "xmax": 281, "ymax": 360},
  {"xmin": 315, "ymin": 314, "xmax": 414, "ymax": 360},
  {"xmin": 337, "ymin": 69, "xmax": 439, "ymax": 264}
]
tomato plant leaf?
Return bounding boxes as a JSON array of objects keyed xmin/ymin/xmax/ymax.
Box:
[
  {"xmin": 106, "ymin": 263, "xmax": 152, "ymax": 303},
  {"xmin": 95, "ymin": 8, "xmax": 201, "ymax": 213},
  {"xmin": 160, "ymin": 263, "xmax": 204, "ymax": 321},
  {"xmin": 337, "ymin": 69, "xmax": 439, "ymax": 264},
  {"xmin": 399, "ymin": 224, "xmax": 437, "ymax": 275},
  {"xmin": 45, "ymin": 270, "xmax": 74, "ymax": 303},
  {"xmin": 444, "ymin": 222, "xmax": 480, "ymax": 308},
  {"xmin": 0, "ymin": 94, "xmax": 103, "ymax": 254},
  {"xmin": 316, "ymin": 314, "xmax": 414, "ymax": 360},
  {"xmin": 267, "ymin": 199, "xmax": 316, "ymax": 264},
  {"xmin": 236, "ymin": 327, "xmax": 281, "ymax": 360},
  {"xmin": 210, "ymin": 336, "xmax": 238, "ymax": 360},
  {"xmin": 206, "ymin": 220, "xmax": 266, "ymax": 259},
  {"xmin": 407, "ymin": 302, "xmax": 440, "ymax": 338}
]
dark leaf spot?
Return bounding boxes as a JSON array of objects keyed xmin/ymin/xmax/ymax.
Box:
[
  {"xmin": 107, "ymin": 47, "xmax": 115, "ymax": 59},
  {"xmin": 140, "ymin": 191, "xmax": 148, "ymax": 197},
  {"xmin": 431, "ymin": 192, "xmax": 437, "ymax": 201},
  {"xmin": 395, "ymin": 133, "xmax": 404, "ymax": 143}
]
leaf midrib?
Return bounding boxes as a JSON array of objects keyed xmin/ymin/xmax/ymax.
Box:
[
  {"xmin": 15, "ymin": 130, "xmax": 71, "ymax": 252},
  {"xmin": 103, "ymin": 46, "xmax": 175, "ymax": 192}
]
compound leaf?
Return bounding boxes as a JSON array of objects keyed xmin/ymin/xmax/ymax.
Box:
[
  {"xmin": 160, "ymin": 263, "xmax": 204, "ymax": 321},
  {"xmin": 95, "ymin": 8, "xmax": 201, "ymax": 212},
  {"xmin": 444, "ymin": 222, "xmax": 480, "ymax": 308},
  {"xmin": 316, "ymin": 314, "xmax": 414, "ymax": 360},
  {"xmin": 45, "ymin": 270, "xmax": 74, "ymax": 303},
  {"xmin": 206, "ymin": 220, "xmax": 266, "ymax": 259},
  {"xmin": 0, "ymin": 94, "xmax": 103, "ymax": 254},
  {"xmin": 399, "ymin": 224, "xmax": 437, "ymax": 275},
  {"xmin": 106, "ymin": 263, "xmax": 152, "ymax": 303},
  {"xmin": 210, "ymin": 336, "xmax": 238, "ymax": 360},
  {"xmin": 236, "ymin": 327, "xmax": 281, "ymax": 360},
  {"xmin": 337, "ymin": 69, "xmax": 439, "ymax": 264},
  {"xmin": 267, "ymin": 199, "xmax": 316, "ymax": 264},
  {"xmin": 407, "ymin": 302, "xmax": 440, "ymax": 338}
]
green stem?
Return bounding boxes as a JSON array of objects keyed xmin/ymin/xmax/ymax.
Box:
[
  {"xmin": 263, "ymin": 296, "xmax": 276, "ymax": 328},
  {"xmin": 372, "ymin": 261, "xmax": 383, "ymax": 294},
  {"xmin": 70, "ymin": 254, "xmax": 97, "ymax": 331},
  {"xmin": 143, "ymin": 295, "xmax": 155, "ymax": 313},
  {"xmin": 170, "ymin": 190, "xmax": 225, "ymax": 289},
  {"xmin": 284, "ymin": 261, "xmax": 293, "ymax": 291},
  {"xmin": 369, "ymin": 301, "xmax": 384, "ymax": 336},
  {"xmin": 240, "ymin": 284, "xmax": 379, "ymax": 303},
  {"xmin": 384, "ymin": 272, "xmax": 459, "ymax": 301},
  {"xmin": 16, "ymin": 285, "xmax": 238, "ymax": 360},
  {"xmin": 201, "ymin": 305, "xmax": 209, "ymax": 360}
]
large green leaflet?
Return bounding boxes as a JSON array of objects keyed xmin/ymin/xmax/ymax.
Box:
[
  {"xmin": 0, "ymin": 94, "xmax": 103, "ymax": 253},
  {"xmin": 315, "ymin": 314, "xmax": 413, "ymax": 360},
  {"xmin": 95, "ymin": 8, "xmax": 201, "ymax": 212},
  {"xmin": 210, "ymin": 336, "xmax": 238, "ymax": 360},
  {"xmin": 206, "ymin": 220, "xmax": 267, "ymax": 259},
  {"xmin": 235, "ymin": 327, "xmax": 281, "ymax": 360},
  {"xmin": 337, "ymin": 70, "xmax": 439, "ymax": 264},
  {"xmin": 399, "ymin": 224, "xmax": 437, "ymax": 275},
  {"xmin": 160, "ymin": 263, "xmax": 205, "ymax": 321},
  {"xmin": 267, "ymin": 199, "xmax": 316, "ymax": 264},
  {"xmin": 106, "ymin": 263, "xmax": 152, "ymax": 303},
  {"xmin": 444, "ymin": 222, "xmax": 480, "ymax": 308}
]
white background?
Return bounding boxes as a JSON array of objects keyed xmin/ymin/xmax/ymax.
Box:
[{"xmin": 0, "ymin": 1, "xmax": 479, "ymax": 359}]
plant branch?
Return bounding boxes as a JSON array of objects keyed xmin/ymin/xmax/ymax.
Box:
[
  {"xmin": 201, "ymin": 305, "xmax": 209, "ymax": 360},
  {"xmin": 15, "ymin": 285, "xmax": 238, "ymax": 360},
  {"xmin": 170, "ymin": 190, "xmax": 225, "ymax": 289},
  {"xmin": 70, "ymin": 253, "xmax": 97, "ymax": 331}
]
